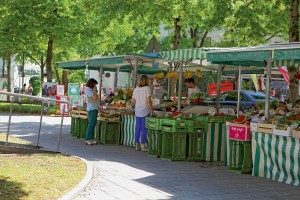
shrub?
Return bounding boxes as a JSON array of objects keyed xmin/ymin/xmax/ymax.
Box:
[{"xmin": 29, "ymin": 76, "xmax": 41, "ymax": 96}]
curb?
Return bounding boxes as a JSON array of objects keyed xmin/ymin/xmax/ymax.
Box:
[{"xmin": 58, "ymin": 156, "xmax": 93, "ymax": 200}]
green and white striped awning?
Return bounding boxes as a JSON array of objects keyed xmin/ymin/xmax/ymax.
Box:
[{"xmin": 159, "ymin": 48, "xmax": 206, "ymax": 61}]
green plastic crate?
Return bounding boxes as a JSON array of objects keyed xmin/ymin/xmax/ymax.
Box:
[
  {"xmin": 160, "ymin": 118, "xmax": 192, "ymax": 128},
  {"xmin": 209, "ymin": 116, "xmax": 225, "ymax": 123},
  {"xmin": 99, "ymin": 121, "xmax": 120, "ymax": 145},
  {"xmin": 148, "ymin": 130, "xmax": 162, "ymax": 157},
  {"xmin": 171, "ymin": 132, "xmax": 187, "ymax": 161},
  {"xmin": 228, "ymin": 140, "xmax": 252, "ymax": 174},
  {"xmin": 79, "ymin": 118, "xmax": 88, "ymax": 139},
  {"xmin": 94, "ymin": 120, "xmax": 101, "ymax": 142},
  {"xmin": 161, "ymin": 132, "xmax": 173, "ymax": 160},
  {"xmin": 161, "ymin": 132, "xmax": 187, "ymax": 161},
  {"xmin": 161, "ymin": 125, "xmax": 190, "ymax": 133},
  {"xmin": 146, "ymin": 117, "xmax": 162, "ymax": 130},
  {"xmin": 187, "ymin": 132, "xmax": 203, "ymax": 161}
]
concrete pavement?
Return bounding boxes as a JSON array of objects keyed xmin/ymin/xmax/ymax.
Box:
[{"xmin": 1, "ymin": 114, "xmax": 300, "ymax": 200}]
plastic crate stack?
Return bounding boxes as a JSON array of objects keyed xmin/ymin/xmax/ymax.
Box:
[{"xmin": 146, "ymin": 117, "xmax": 163, "ymax": 158}]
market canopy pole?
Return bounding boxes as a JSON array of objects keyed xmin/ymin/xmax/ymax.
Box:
[
  {"xmin": 216, "ymin": 64, "xmax": 222, "ymax": 114},
  {"xmin": 177, "ymin": 60, "xmax": 183, "ymax": 112},
  {"xmin": 265, "ymin": 50, "xmax": 272, "ymax": 122},
  {"xmin": 167, "ymin": 62, "xmax": 172, "ymax": 99},
  {"xmin": 236, "ymin": 65, "xmax": 242, "ymax": 117},
  {"xmin": 98, "ymin": 65, "xmax": 103, "ymax": 104},
  {"xmin": 114, "ymin": 67, "xmax": 119, "ymax": 91}
]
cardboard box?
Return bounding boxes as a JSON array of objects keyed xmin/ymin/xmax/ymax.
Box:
[
  {"xmin": 229, "ymin": 123, "xmax": 251, "ymax": 141},
  {"xmin": 250, "ymin": 122, "xmax": 258, "ymax": 132}
]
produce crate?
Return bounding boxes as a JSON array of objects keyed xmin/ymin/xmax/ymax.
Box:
[
  {"xmin": 148, "ymin": 130, "xmax": 162, "ymax": 157},
  {"xmin": 160, "ymin": 118, "xmax": 192, "ymax": 128},
  {"xmin": 94, "ymin": 120, "xmax": 101, "ymax": 142},
  {"xmin": 257, "ymin": 122, "xmax": 273, "ymax": 134},
  {"xmin": 250, "ymin": 122, "xmax": 258, "ymax": 132},
  {"xmin": 292, "ymin": 129, "xmax": 300, "ymax": 138},
  {"xmin": 161, "ymin": 132, "xmax": 187, "ymax": 161},
  {"xmin": 273, "ymin": 124, "xmax": 297, "ymax": 137},
  {"xmin": 99, "ymin": 121, "xmax": 120, "ymax": 144},
  {"xmin": 79, "ymin": 118, "xmax": 88, "ymax": 139},
  {"xmin": 229, "ymin": 123, "xmax": 251, "ymax": 141},
  {"xmin": 209, "ymin": 116, "xmax": 225, "ymax": 123},
  {"xmin": 146, "ymin": 117, "xmax": 161, "ymax": 130},
  {"xmin": 187, "ymin": 132, "xmax": 203, "ymax": 161},
  {"xmin": 161, "ymin": 125, "xmax": 191, "ymax": 133},
  {"xmin": 161, "ymin": 132, "xmax": 173, "ymax": 160},
  {"xmin": 228, "ymin": 140, "xmax": 252, "ymax": 174}
]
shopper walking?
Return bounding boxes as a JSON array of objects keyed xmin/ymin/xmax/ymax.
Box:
[
  {"xmin": 132, "ymin": 75, "xmax": 153, "ymax": 151},
  {"xmin": 85, "ymin": 78, "xmax": 99, "ymax": 145}
]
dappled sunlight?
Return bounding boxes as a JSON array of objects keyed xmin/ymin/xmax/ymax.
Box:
[{"xmin": 90, "ymin": 161, "xmax": 173, "ymax": 199}]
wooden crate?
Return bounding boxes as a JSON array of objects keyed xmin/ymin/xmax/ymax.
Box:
[
  {"xmin": 257, "ymin": 122, "xmax": 273, "ymax": 134},
  {"xmin": 292, "ymin": 129, "xmax": 300, "ymax": 138}
]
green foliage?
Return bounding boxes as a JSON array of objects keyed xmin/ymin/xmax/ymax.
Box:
[
  {"xmin": 29, "ymin": 76, "xmax": 41, "ymax": 96},
  {"xmin": 0, "ymin": 102, "xmax": 56, "ymax": 115},
  {"xmin": 242, "ymin": 79, "xmax": 251, "ymax": 90},
  {"xmin": 68, "ymin": 70, "xmax": 87, "ymax": 83}
]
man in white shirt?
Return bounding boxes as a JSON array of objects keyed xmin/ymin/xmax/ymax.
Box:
[{"xmin": 184, "ymin": 78, "xmax": 200, "ymax": 98}]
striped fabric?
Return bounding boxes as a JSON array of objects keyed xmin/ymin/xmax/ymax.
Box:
[
  {"xmin": 120, "ymin": 115, "xmax": 136, "ymax": 147},
  {"xmin": 252, "ymin": 132, "xmax": 300, "ymax": 186},
  {"xmin": 202, "ymin": 123, "xmax": 227, "ymax": 161},
  {"xmin": 159, "ymin": 48, "xmax": 206, "ymax": 61},
  {"xmin": 273, "ymin": 60, "xmax": 299, "ymax": 67}
]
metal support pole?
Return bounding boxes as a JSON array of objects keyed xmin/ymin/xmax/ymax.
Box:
[
  {"xmin": 167, "ymin": 63, "xmax": 172, "ymax": 99},
  {"xmin": 132, "ymin": 58, "xmax": 138, "ymax": 87},
  {"xmin": 5, "ymin": 97, "xmax": 14, "ymax": 145},
  {"xmin": 216, "ymin": 64, "xmax": 222, "ymax": 114},
  {"xmin": 57, "ymin": 104, "xmax": 65, "ymax": 152},
  {"xmin": 36, "ymin": 102, "xmax": 44, "ymax": 147},
  {"xmin": 114, "ymin": 67, "xmax": 120, "ymax": 91},
  {"xmin": 177, "ymin": 61, "xmax": 183, "ymax": 112},
  {"xmin": 236, "ymin": 65, "xmax": 242, "ymax": 117},
  {"xmin": 265, "ymin": 51, "xmax": 272, "ymax": 122},
  {"xmin": 98, "ymin": 66, "xmax": 103, "ymax": 103}
]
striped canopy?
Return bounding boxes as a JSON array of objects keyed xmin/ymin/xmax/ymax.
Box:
[{"xmin": 158, "ymin": 48, "xmax": 206, "ymax": 61}]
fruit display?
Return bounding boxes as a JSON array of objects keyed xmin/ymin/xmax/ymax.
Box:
[
  {"xmin": 184, "ymin": 71, "xmax": 193, "ymax": 79},
  {"xmin": 233, "ymin": 115, "xmax": 247, "ymax": 124},
  {"xmin": 154, "ymin": 72, "xmax": 164, "ymax": 80},
  {"xmin": 194, "ymin": 69, "xmax": 204, "ymax": 78},
  {"xmin": 166, "ymin": 71, "xmax": 179, "ymax": 79}
]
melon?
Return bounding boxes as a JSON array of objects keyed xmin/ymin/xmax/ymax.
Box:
[{"xmin": 233, "ymin": 115, "xmax": 246, "ymax": 124}]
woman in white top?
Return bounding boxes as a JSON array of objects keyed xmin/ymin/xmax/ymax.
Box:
[{"xmin": 132, "ymin": 75, "xmax": 153, "ymax": 151}]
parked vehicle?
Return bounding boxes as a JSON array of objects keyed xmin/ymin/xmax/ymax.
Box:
[{"xmin": 219, "ymin": 90, "xmax": 277, "ymax": 110}]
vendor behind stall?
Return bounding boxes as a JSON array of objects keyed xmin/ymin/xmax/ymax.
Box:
[{"xmin": 184, "ymin": 78, "xmax": 200, "ymax": 98}]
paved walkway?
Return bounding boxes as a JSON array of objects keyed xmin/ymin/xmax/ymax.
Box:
[{"xmin": 1, "ymin": 114, "xmax": 300, "ymax": 200}]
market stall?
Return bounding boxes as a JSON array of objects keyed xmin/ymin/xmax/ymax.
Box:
[{"xmin": 206, "ymin": 42, "xmax": 300, "ymax": 184}]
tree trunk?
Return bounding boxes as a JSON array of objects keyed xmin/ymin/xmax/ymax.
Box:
[
  {"xmin": 289, "ymin": 0, "xmax": 299, "ymax": 42},
  {"xmin": 2, "ymin": 58, "xmax": 5, "ymax": 78},
  {"xmin": 46, "ymin": 37, "xmax": 54, "ymax": 82},
  {"xmin": 7, "ymin": 51, "xmax": 11, "ymax": 101},
  {"xmin": 62, "ymin": 70, "xmax": 68, "ymax": 94},
  {"xmin": 40, "ymin": 55, "xmax": 45, "ymax": 95},
  {"xmin": 199, "ymin": 30, "xmax": 209, "ymax": 47},
  {"xmin": 54, "ymin": 65, "xmax": 61, "ymax": 84},
  {"xmin": 172, "ymin": 17, "xmax": 181, "ymax": 50},
  {"xmin": 288, "ymin": 0, "xmax": 299, "ymax": 103},
  {"xmin": 190, "ymin": 27, "xmax": 198, "ymax": 48}
]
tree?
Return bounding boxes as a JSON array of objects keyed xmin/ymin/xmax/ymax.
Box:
[{"xmin": 288, "ymin": 0, "xmax": 299, "ymax": 103}]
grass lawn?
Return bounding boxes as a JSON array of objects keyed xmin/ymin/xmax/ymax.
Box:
[{"xmin": 0, "ymin": 133, "xmax": 86, "ymax": 200}]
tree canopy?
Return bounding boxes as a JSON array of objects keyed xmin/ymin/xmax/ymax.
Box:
[{"xmin": 0, "ymin": 0, "xmax": 298, "ymax": 89}]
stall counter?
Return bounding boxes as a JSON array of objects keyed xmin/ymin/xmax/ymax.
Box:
[{"xmin": 252, "ymin": 132, "xmax": 300, "ymax": 186}]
